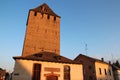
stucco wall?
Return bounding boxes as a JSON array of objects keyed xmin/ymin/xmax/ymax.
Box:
[
  {"xmin": 95, "ymin": 61, "xmax": 114, "ymax": 80},
  {"xmin": 12, "ymin": 59, "xmax": 83, "ymax": 80}
]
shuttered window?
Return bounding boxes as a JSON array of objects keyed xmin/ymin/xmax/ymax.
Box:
[
  {"xmin": 64, "ymin": 65, "xmax": 70, "ymax": 80},
  {"xmin": 32, "ymin": 64, "xmax": 41, "ymax": 80}
]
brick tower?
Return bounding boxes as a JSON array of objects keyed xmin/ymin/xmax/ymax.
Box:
[{"xmin": 22, "ymin": 3, "xmax": 60, "ymax": 56}]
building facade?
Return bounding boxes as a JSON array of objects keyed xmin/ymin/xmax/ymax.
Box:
[
  {"xmin": 112, "ymin": 65, "xmax": 120, "ymax": 80},
  {"xmin": 13, "ymin": 52, "xmax": 83, "ymax": 80},
  {"xmin": 12, "ymin": 3, "xmax": 84, "ymax": 80},
  {"xmin": 95, "ymin": 61, "xmax": 114, "ymax": 80},
  {"xmin": 12, "ymin": 3, "xmax": 117, "ymax": 80},
  {"xmin": 74, "ymin": 54, "xmax": 114, "ymax": 80},
  {"xmin": 22, "ymin": 3, "xmax": 60, "ymax": 56}
]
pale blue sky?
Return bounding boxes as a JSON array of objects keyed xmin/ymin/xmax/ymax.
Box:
[{"xmin": 0, "ymin": 0, "xmax": 120, "ymax": 72}]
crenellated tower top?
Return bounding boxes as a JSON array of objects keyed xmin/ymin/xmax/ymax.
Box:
[
  {"xmin": 30, "ymin": 3, "xmax": 60, "ymax": 17},
  {"xmin": 22, "ymin": 3, "xmax": 60, "ymax": 56}
]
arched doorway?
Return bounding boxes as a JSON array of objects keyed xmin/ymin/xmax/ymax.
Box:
[{"xmin": 46, "ymin": 75, "xmax": 58, "ymax": 80}]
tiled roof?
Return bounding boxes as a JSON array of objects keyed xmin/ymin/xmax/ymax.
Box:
[
  {"xmin": 30, "ymin": 3, "xmax": 60, "ymax": 17},
  {"xmin": 112, "ymin": 65, "xmax": 120, "ymax": 70},
  {"xmin": 74, "ymin": 54, "xmax": 109, "ymax": 64},
  {"xmin": 13, "ymin": 52, "xmax": 80, "ymax": 64}
]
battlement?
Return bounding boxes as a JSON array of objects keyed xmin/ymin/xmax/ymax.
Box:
[
  {"xmin": 22, "ymin": 3, "xmax": 60, "ymax": 56},
  {"xmin": 30, "ymin": 11, "xmax": 60, "ymax": 21}
]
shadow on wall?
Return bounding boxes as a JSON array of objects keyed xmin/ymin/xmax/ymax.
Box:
[{"xmin": 12, "ymin": 59, "xmax": 33, "ymax": 80}]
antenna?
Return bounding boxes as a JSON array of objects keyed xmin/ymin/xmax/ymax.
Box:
[
  {"xmin": 111, "ymin": 53, "xmax": 114, "ymax": 63},
  {"xmin": 85, "ymin": 44, "xmax": 88, "ymax": 55}
]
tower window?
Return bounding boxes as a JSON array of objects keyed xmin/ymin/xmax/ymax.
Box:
[
  {"xmin": 54, "ymin": 16, "xmax": 56, "ymax": 21},
  {"xmin": 47, "ymin": 15, "xmax": 50, "ymax": 19},
  {"xmin": 34, "ymin": 12, "xmax": 37, "ymax": 16}
]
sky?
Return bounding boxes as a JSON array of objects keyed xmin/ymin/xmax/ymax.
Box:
[{"xmin": 0, "ymin": 0, "xmax": 120, "ymax": 72}]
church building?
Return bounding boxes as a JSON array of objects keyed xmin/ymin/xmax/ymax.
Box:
[{"xmin": 12, "ymin": 3, "xmax": 83, "ymax": 80}]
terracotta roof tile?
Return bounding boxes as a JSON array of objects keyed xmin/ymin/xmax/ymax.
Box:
[
  {"xmin": 13, "ymin": 52, "xmax": 80, "ymax": 64},
  {"xmin": 112, "ymin": 65, "xmax": 120, "ymax": 70},
  {"xmin": 74, "ymin": 54, "xmax": 109, "ymax": 65}
]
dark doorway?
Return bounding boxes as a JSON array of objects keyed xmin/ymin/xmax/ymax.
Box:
[{"xmin": 46, "ymin": 75, "xmax": 58, "ymax": 80}]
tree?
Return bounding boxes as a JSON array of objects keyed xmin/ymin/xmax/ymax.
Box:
[
  {"xmin": 113, "ymin": 60, "xmax": 120, "ymax": 68},
  {"xmin": 116, "ymin": 60, "xmax": 120, "ymax": 68},
  {"xmin": 5, "ymin": 72, "xmax": 10, "ymax": 80},
  {"xmin": 0, "ymin": 67, "xmax": 3, "ymax": 70}
]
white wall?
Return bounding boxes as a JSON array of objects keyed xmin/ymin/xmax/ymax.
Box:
[{"xmin": 12, "ymin": 59, "xmax": 83, "ymax": 80}]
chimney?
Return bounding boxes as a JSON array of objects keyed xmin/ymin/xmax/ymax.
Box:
[{"xmin": 101, "ymin": 58, "xmax": 104, "ymax": 62}]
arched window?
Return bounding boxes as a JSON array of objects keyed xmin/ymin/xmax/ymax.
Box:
[{"xmin": 64, "ymin": 65, "xmax": 70, "ymax": 80}]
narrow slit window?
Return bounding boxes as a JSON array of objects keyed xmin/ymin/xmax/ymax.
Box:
[
  {"xmin": 104, "ymin": 69, "xmax": 107, "ymax": 75},
  {"xmin": 54, "ymin": 16, "xmax": 56, "ymax": 21},
  {"xmin": 34, "ymin": 12, "xmax": 37, "ymax": 16},
  {"xmin": 47, "ymin": 15, "xmax": 50, "ymax": 19},
  {"xmin": 99, "ymin": 68, "xmax": 102, "ymax": 75}
]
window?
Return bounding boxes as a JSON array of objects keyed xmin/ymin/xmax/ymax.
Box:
[
  {"xmin": 54, "ymin": 16, "xmax": 56, "ymax": 21},
  {"xmin": 47, "ymin": 15, "xmax": 50, "ymax": 19},
  {"xmin": 32, "ymin": 63, "xmax": 41, "ymax": 80},
  {"xmin": 34, "ymin": 12, "xmax": 37, "ymax": 16},
  {"xmin": 104, "ymin": 69, "xmax": 107, "ymax": 75},
  {"xmin": 99, "ymin": 68, "xmax": 102, "ymax": 75},
  {"xmin": 64, "ymin": 65, "xmax": 70, "ymax": 80}
]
